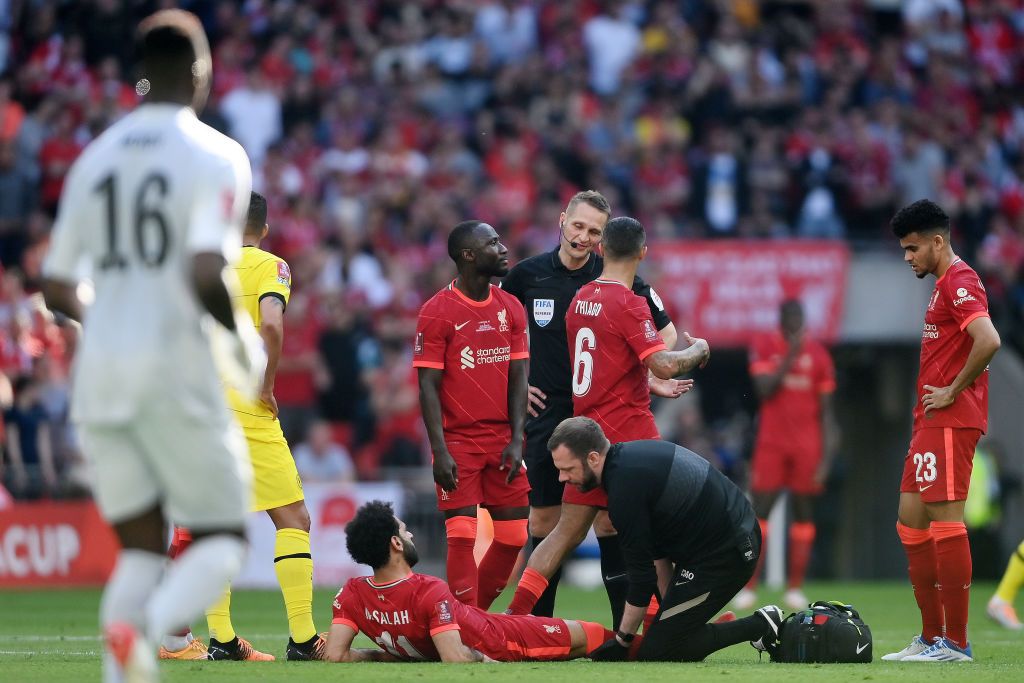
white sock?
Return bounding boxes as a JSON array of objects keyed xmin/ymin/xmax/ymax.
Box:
[
  {"xmin": 100, "ymin": 550, "xmax": 165, "ymax": 683},
  {"xmin": 145, "ymin": 534, "xmax": 246, "ymax": 644},
  {"xmin": 161, "ymin": 633, "xmax": 191, "ymax": 651},
  {"xmin": 100, "ymin": 550, "xmax": 166, "ymax": 630}
]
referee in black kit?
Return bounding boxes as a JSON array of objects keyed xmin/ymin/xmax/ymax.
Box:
[
  {"xmin": 501, "ymin": 190, "xmax": 682, "ymax": 618},
  {"xmin": 548, "ymin": 416, "xmax": 785, "ymax": 662}
]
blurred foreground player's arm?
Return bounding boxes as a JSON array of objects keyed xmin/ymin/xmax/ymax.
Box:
[
  {"xmin": 39, "ymin": 160, "xmax": 86, "ymax": 322},
  {"xmin": 189, "ymin": 161, "xmax": 266, "ymax": 399}
]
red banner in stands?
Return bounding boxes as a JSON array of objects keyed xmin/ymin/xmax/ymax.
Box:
[
  {"xmin": 647, "ymin": 240, "xmax": 851, "ymax": 347},
  {"xmin": 0, "ymin": 501, "xmax": 120, "ymax": 587}
]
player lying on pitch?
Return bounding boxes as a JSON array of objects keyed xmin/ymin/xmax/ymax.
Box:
[{"xmin": 325, "ymin": 500, "xmax": 616, "ymax": 662}]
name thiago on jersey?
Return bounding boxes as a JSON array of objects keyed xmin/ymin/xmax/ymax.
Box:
[{"xmin": 574, "ymin": 300, "xmax": 603, "ymax": 317}]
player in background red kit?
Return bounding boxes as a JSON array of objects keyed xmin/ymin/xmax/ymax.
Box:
[
  {"xmin": 882, "ymin": 200, "xmax": 1000, "ymax": 663},
  {"xmin": 325, "ymin": 501, "xmax": 613, "ymax": 663},
  {"xmin": 734, "ymin": 299, "xmax": 837, "ymax": 612},
  {"xmin": 507, "ymin": 216, "xmax": 709, "ymax": 624},
  {"xmin": 414, "ymin": 221, "xmax": 530, "ymax": 610}
]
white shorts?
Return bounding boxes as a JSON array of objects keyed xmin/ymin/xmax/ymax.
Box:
[{"xmin": 79, "ymin": 401, "xmax": 252, "ymax": 530}]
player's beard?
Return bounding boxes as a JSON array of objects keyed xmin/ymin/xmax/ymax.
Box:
[
  {"xmin": 577, "ymin": 463, "xmax": 600, "ymax": 492},
  {"xmin": 401, "ymin": 537, "xmax": 420, "ymax": 568},
  {"xmin": 486, "ymin": 261, "xmax": 509, "ymax": 278}
]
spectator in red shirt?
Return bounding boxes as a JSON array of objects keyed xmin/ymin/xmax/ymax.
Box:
[{"xmin": 37, "ymin": 110, "xmax": 81, "ymax": 214}]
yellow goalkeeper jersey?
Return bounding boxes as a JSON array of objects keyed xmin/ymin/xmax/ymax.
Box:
[{"xmin": 226, "ymin": 245, "xmax": 292, "ymax": 427}]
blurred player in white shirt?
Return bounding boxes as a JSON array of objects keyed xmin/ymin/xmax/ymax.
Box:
[{"xmin": 40, "ymin": 10, "xmax": 264, "ymax": 682}]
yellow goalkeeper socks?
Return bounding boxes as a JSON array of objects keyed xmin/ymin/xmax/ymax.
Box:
[
  {"xmin": 205, "ymin": 586, "xmax": 235, "ymax": 643},
  {"xmin": 995, "ymin": 540, "xmax": 1024, "ymax": 603},
  {"xmin": 275, "ymin": 528, "xmax": 316, "ymax": 642}
]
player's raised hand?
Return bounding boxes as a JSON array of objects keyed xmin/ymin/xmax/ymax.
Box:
[
  {"xmin": 527, "ymin": 385, "xmax": 547, "ymax": 417},
  {"xmin": 683, "ymin": 332, "xmax": 711, "ymax": 369},
  {"xmin": 500, "ymin": 442, "xmax": 524, "ymax": 483},
  {"xmin": 921, "ymin": 384, "xmax": 955, "ymax": 414},
  {"xmin": 649, "ymin": 376, "xmax": 694, "ymax": 398},
  {"xmin": 433, "ymin": 450, "xmax": 459, "ymax": 492}
]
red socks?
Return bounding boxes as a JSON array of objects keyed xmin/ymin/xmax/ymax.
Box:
[
  {"xmin": 897, "ymin": 522, "xmax": 944, "ymax": 642},
  {"xmin": 445, "ymin": 516, "xmax": 479, "ymax": 607},
  {"xmin": 507, "ymin": 567, "xmax": 549, "ymax": 615},
  {"xmin": 167, "ymin": 526, "xmax": 193, "ymax": 560},
  {"xmin": 932, "ymin": 521, "xmax": 971, "ymax": 648},
  {"xmin": 642, "ymin": 594, "xmax": 660, "ymax": 633},
  {"xmin": 580, "ymin": 621, "xmax": 616, "ymax": 654},
  {"xmin": 477, "ymin": 519, "xmax": 528, "ymax": 610},
  {"xmin": 166, "ymin": 527, "xmax": 194, "ymax": 638},
  {"xmin": 788, "ymin": 522, "xmax": 816, "ymax": 589}
]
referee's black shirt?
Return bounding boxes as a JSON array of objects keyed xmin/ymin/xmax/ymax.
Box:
[
  {"xmin": 601, "ymin": 440, "xmax": 758, "ymax": 609},
  {"xmin": 502, "ymin": 246, "xmax": 672, "ymax": 402}
]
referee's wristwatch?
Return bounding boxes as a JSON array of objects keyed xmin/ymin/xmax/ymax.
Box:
[{"xmin": 615, "ymin": 630, "xmax": 636, "ymax": 647}]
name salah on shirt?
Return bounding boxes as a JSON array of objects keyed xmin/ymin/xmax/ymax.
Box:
[
  {"xmin": 574, "ymin": 300, "xmax": 603, "ymax": 317},
  {"xmin": 365, "ymin": 607, "xmax": 411, "ymax": 625}
]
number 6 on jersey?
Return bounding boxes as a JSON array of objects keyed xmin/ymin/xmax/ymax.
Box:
[{"xmin": 572, "ymin": 326, "xmax": 596, "ymax": 396}]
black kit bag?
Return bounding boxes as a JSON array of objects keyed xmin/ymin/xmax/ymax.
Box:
[{"xmin": 768, "ymin": 601, "xmax": 873, "ymax": 663}]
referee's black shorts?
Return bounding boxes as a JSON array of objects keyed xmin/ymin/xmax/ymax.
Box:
[
  {"xmin": 636, "ymin": 523, "xmax": 762, "ymax": 661},
  {"xmin": 523, "ymin": 398, "xmax": 573, "ymax": 508}
]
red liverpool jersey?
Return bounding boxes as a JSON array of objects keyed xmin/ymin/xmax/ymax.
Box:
[
  {"xmin": 413, "ymin": 282, "xmax": 528, "ymax": 453},
  {"xmin": 749, "ymin": 332, "xmax": 835, "ymax": 453},
  {"xmin": 331, "ymin": 573, "xmax": 569, "ymax": 662},
  {"xmin": 915, "ymin": 258, "xmax": 990, "ymax": 432},
  {"xmin": 566, "ymin": 278, "xmax": 666, "ymax": 443}
]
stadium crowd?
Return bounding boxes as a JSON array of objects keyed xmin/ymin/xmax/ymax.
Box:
[{"xmin": 3, "ymin": 0, "xmax": 1024, "ymax": 498}]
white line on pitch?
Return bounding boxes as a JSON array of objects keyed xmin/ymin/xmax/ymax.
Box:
[
  {"xmin": 0, "ymin": 633, "xmax": 292, "ymax": 642},
  {"xmin": 0, "ymin": 650, "xmax": 98, "ymax": 656}
]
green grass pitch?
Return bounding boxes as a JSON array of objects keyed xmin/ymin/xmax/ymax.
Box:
[{"xmin": 1, "ymin": 581, "xmax": 1020, "ymax": 681}]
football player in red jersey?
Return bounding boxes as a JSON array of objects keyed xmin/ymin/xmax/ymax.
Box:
[
  {"xmin": 325, "ymin": 501, "xmax": 613, "ymax": 663},
  {"xmin": 414, "ymin": 221, "xmax": 530, "ymax": 610},
  {"xmin": 734, "ymin": 299, "xmax": 837, "ymax": 612},
  {"xmin": 882, "ymin": 200, "xmax": 1001, "ymax": 663},
  {"xmin": 507, "ymin": 217, "xmax": 709, "ymax": 623}
]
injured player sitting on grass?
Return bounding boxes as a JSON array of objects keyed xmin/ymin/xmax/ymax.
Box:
[{"xmin": 325, "ymin": 500, "xmax": 615, "ymax": 663}]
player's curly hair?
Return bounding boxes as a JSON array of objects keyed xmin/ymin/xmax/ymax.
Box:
[
  {"xmin": 345, "ymin": 500, "xmax": 400, "ymax": 570},
  {"xmin": 891, "ymin": 199, "xmax": 950, "ymax": 239}
]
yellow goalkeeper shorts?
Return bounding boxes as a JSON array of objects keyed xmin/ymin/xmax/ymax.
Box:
[{"xmin": 244, "ymin": 421, "xmax": 304, "ymax": 512}]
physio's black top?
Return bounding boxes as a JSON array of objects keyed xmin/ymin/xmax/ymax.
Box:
[
  {"xmin": 502, "ymin": 247, "xmax": 672, "ymax": 402},
  {"xmin": 602, "ymin": 440, "xmax": 758, "ymax": 609}
]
